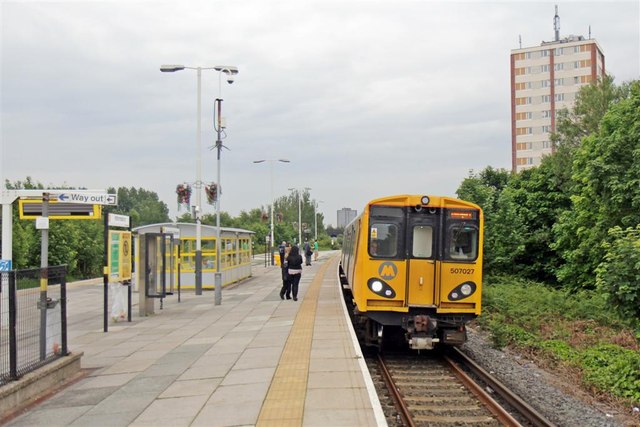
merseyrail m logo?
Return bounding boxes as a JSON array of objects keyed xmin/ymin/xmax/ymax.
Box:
[{"xmin": 378, "ymin": 262, "xmax": 398, "ymax": 280}]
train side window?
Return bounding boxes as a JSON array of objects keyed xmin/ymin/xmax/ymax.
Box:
[
  {"xmin": 412, "ymin": 225, "xmax": 433, "ymax": 258},
  {"xmin": 369, "ymin": 223, "xmax": 397, "ymax": 258},
  {"xmin": 446, "ymin": 224, "xmax": 478, "ymax": 261}
]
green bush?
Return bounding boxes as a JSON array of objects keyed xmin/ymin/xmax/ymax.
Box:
[
  {"xmin": 480, "ymin": 275, "xmax": 640, "ymax": 403},
  {"xmin": 596, "ymin": 226, "xmax": 640, "ymax": 319},
  {"xmin": 580, "ymin": 344, "xmax": 640, "ymax": 401}
]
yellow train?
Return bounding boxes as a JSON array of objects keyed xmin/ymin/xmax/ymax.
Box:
[{"xmin": 339, "ymin": 194, "xmax": 483, "ymax": 350}]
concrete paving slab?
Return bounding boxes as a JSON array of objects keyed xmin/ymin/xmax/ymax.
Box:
[
  {"xmin": 8, "ymin": 405, "xmax": 93, "ymax": 427},
  {"xmin": 158, "ymin": 378, "xmax": 221, "ymax": 399}
]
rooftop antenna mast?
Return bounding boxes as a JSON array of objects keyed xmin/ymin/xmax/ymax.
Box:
[
  {"xmin": 589, "ymin": 25, "xmax": 591, "ymax": 39},
  {"xmin": 554, "ymin": 5, "xmax": 560, "ymax": 41},
  {"xmin": 518, "ymin": 34, "xmax": 522, "ymax": 48}
]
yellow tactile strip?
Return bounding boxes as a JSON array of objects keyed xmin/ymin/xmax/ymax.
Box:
[{"xmin": 257, "ymin": 257, "xmax": 336, "ymax": 427}]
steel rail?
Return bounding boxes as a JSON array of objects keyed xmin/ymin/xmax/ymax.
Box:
[
  {"xmin": 451, "ymin": 347, "xmax": 557, "ymax": 427},
  {"xmin": 377, "ymin": 354, "xmax": 416, "ymax": 427},
  {"xmin": 443, "ymin": 354, "xmax": 522, "ymax": 427}
]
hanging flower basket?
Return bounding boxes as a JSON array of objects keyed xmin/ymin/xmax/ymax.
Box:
[
  {"xmin": 176, "ymin": 183, "xmax": 192, "ymax": 207},
  {"xmin": 205, "ymin": 182, "xmax": 218, "ymax": 204}
]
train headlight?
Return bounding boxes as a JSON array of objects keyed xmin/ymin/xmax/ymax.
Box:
[
  {"xmin": 367, "ymin": 278, "xmax": 396, "ymax": 299},
  {"xmin": 448, "ymin": 281, "xmax": 477, "ymax": 301},
  {"xmin": 421, "ymin": 196, "xmax": 430, "ymax": 205},
  {"xmin": 371, "ymin": 280, "xmax": 383, "ymax": 293}
]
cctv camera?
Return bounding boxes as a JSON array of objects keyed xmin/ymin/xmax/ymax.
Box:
[{"xmin": 227, "ymin": 75, "xmax": 235, "ymax": 84}]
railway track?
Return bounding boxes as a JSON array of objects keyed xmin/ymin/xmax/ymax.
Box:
[{"xmin": 368, "ymin": 350, "xmax": 556, "ymax": 427}]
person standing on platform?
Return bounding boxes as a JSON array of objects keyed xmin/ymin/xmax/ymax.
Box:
[
  {"xmin": 278, "ymin": 241, "xmax": 287, "ymax": 265},
  {"xmin": 313, "ymin": 239, "xmax": 319, "ymax": 262},
  {"xmin": 279, "ymin": 243, "xmax": 292, "ymax": 299},
  {"xmin": 303, "ymin": 239, "xmax": 312, "ymax": 266},
  {"xmin": 285, "ymin": 245, "xmax": 303, "ymax": 301}
]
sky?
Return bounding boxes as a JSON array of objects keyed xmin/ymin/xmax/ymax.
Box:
[{"xmin": 1, "ymin": 0, "xmax": 638, "ymax": 227}]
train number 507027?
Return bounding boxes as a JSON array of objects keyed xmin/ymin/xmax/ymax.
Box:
[{"xmin": 450, "ymin": 268, "xmax": 475, "ymax": 274}]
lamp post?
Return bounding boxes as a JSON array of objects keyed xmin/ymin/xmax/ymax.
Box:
[
  {"xmin": 160, "ymin": 64, "xmax": 238, "ymax": 301},
  {"xmin": 314, "ymin": 200, "xmax": 324, "ymax": 241},
  {"xmin": 253, "ymin": 159, "xmax": 290, "ymax": 265},
  {"xmin": 213, "ymin": 66, "xmax": 239, "ymax": 306},
  {"xmin": 288, "ymin": 187, "xmax": 311, "ymax": 246}
]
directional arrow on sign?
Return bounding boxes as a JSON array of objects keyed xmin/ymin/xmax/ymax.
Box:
[{"xmin": 53, "ymin": 192, "xmax": 118, "ymax": 206}]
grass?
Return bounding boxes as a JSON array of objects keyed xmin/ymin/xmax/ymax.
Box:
[{"xmin": 478, "ymin": 275, "xmax": 640, "ymax": 405}]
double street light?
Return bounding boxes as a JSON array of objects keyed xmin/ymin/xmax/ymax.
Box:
[
  {"xmin": 314, "ymin": 200, "xmax": 324, "ymax": 241},
  {"xmin": 288, "ymin": 187, "xmax": 311, "ymax": 246},
  {"xmin": 253, "ymin": 159, "xmax": 290, "ymax": 265},
  {"xmin": 160, "ymin": 64, "xmax": 238, "ymax": 304}
]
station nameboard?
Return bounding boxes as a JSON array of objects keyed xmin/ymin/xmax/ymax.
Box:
[{"xmin": 19, "ymin": 199, "xmax": 102, "ymax": 220}]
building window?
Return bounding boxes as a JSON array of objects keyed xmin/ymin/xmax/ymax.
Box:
[
  {"xmin": 515, "ymin": 67, "xmax": 525, "ymax": 76},
  {"xmin": 581, "ymin": 75, "xmax": 593, "ymax": 84},
  {"xmin": 543, "ymin": 141, "xmax": 552, "ymax": 149},
  {"xmin": 516, "ymin": 157, "xmax": 534, "ymax": 166},
  {"xmin": 580, "ymin": 59, "xmax": 592, "ymax": 68},
  {"xmin": 516, "ymin": 142, "xmax": 533, "ymax": 150},
  {"xmin": 555, "ymin": 78, "xmax": 563, "ymax": 86},
  {"xmin": 516, "ymin": 112, "xmax": 532, "ymax": 121},
  {"xmin": 574, "ymin": 61, "xmax": 580, "ymax": 69},
  {"xmin": 555, "ymin": 47, "xmax": 563, "ymax": 56},
  {"xmin": 542, "ymin": 125, "xmax": 551, "ymax": 133},
  {"xmin": 554, "ymin": 63, "xmax": 564, "ymax": 71},
  {"xmin": 542, "ymin": 79, "xmax": 550, "ymax": 88},
  {"xmin": 555, "ymin": 93, "xmax": 565, "ymax": 102},
  {"xmin": 542, "ymin": 50, "xmax": 549, "ymax": 57},
  {"xmin": 542, "ymin": 110, "xmax": 552, "ymax": 118},
  {"xmin": 516, "ymin": 127, "xmax": 532, "ymax": 135},
  {"xmin": 542, "ymin": 95, "xmax": 551, "ymax": 103},
  {"xmin": 526, "ymin": 52, "xmax": 532, "ymax": 59},
  {"xmin": 541, "ymin": 64, "xmax": 549, "ymax": 72},
  {"xmin": 574, "ymin": 46, "xmax": 580, "ymax": 53}
]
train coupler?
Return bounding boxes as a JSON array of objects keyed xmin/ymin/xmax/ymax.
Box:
[{"xmin": 408, "ymin": 336, "xmax": 440, "ymax": 350}]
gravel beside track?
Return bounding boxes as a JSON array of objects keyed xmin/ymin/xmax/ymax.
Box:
[{"xmin": 460, "ymin": 329, "xmax": 625, "ymax": 427}]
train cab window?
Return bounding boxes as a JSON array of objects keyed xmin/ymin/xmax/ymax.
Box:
[
  {"xmin": 412, "ymin": 226, "xmax": 433, "ymax": 258},
  {"xmin": 369, "ymin": 223, "xmax": 398, "ymax": 258},
  {"xmin": 446, "ymin": 224, "xmax": 478, "ymax": 261}
]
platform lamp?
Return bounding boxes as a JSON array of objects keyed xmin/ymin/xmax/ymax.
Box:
[
  {"xmin": 288, "ymin": 187, "xmax": 311, "ymax": 246},
  {"xmin": 253, "ymin": 159, "xmax": 290, "ymax": 265},
  {"xmin": 160, "ymin": 64, "xmax": 216, "ymax": 296},
  {"xmin": 314, "ymin": 200, "xmax": 324, "ymax": 241}
]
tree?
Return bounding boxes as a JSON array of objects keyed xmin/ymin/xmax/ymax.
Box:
[
  {"xmin": 553, "ymin": 80, "xmax": 640, "ymax": 289},
  {"xmin": 108, "ymin": 187, "xmax": 170, "ymax": 228}
]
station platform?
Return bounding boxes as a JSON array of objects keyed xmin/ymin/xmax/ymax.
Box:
[{"xmin": 5, "ymin": 252, "xmax": 386, "ymax": 427}]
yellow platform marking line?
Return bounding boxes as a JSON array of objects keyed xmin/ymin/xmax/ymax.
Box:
[{"xmin": 257, "ymin": 256, "xmax": 337, "ymax": 427}]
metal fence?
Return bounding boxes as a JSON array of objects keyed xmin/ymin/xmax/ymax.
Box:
[{"xmin": 0, "ymin": 265, "xmax": 68, "ymax": 385}]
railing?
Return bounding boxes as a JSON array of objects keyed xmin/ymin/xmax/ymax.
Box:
[{"xmin": 0, "ymin": 265, "xmax": 68, "ymax": 385}]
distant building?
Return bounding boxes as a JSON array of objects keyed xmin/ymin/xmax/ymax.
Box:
[
  {"xmin": 337, "ymin": 208, "xmax": 357, "ymax": 228},
  {"xmin": 510, "ymin": 6, "xmax": 605, "ymax": 172}
]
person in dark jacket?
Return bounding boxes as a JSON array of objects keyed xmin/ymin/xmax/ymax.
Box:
[
  {"xmin": 279, "ymin": 243, "xmax": 291, "ymax": 299},
  {"xmin": 284, "ymin": 245, "xmax": 303, "ymax": 301}
]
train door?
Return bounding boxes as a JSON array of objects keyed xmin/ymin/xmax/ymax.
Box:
[{"xmin": 406, "ymin": 209, "xmax": 438, "ymax": 307}]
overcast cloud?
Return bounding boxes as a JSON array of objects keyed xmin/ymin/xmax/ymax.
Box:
[{"xmin": 1, "ymin": 0, "xmax": 638, "ymax": 226}]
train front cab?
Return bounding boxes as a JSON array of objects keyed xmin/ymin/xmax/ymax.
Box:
[{"xmin": 355, "ymin": 195, "xmax": 483, "ymax": 350}]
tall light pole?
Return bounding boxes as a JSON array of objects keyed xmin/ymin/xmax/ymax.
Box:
[
  {"xmin": 288, "ymin": 187, "xmax": 311, "ymax": 246},
  {"xmin": 160, "ymin": 64, "xmax": 237, "ymax": 301},
  {"xmin": 253, "ymin": 159, "xmax": 290, "ymax": 265},
  {"xmin": 213, "ymin": 66, "xmax": 239, "ymax": 306},
  {"xmin": 314, "ymin": 200, "xmax": 324, "ymax": 241}
]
